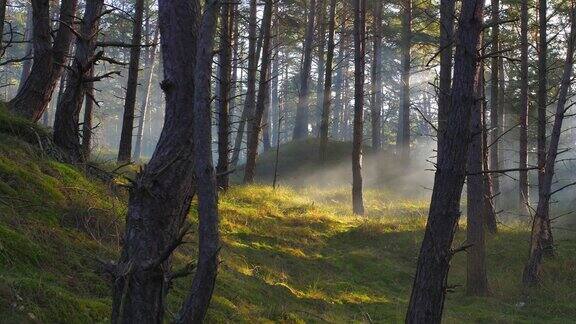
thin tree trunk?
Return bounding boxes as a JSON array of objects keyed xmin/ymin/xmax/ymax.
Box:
[
  {"xmin": 134, "ymin": 27, "xmax": 160, "ymax": 161},
  {"xmin": 111, "ymin": 0, "xmax": 201, "ymax": 321},
  {"xmin": 9, "ymin": 0, "xmax": 78, "ymax": 121},
  {"xmin": 270, "ymin": 8, "xmax": 280, "ymax": 147},
  {"xmin": 483, "ymin": 92, "xmax": 498, "ymax": 234},
  {"xmin": 118, "ymin": 0, "xmax": 145, "ymax": 163},
  {"xmin": 53, "ymin": 0, "xmax": 104, "ymax": 162},
  {"xmin": 216, "ymin": 2, "xmax": 234, "ymax": 189},
  {"xmin": 231, "ymin": 0, "xmax": 258, "ymax": 167},
  {"xmin": 244, "ymin": 0, "xmax": 273, "ymax": 184},
  {"xmin": 319, "ymin": 0, "xmax": 337, "ymax": 162},
  {"xmin": 18, "ymin": 4, "xmax": 34, "ymax": 93},
  {"xmin": 81, "ymin": 69, "xmax": 95, "ymax": 161},
  {"xmin": 437, "ymin": 0, "xmax": 455, "ymax": 139},
  {"xmin": 405, "ymin": 0, "xmax": 484, "ymax": 321},
  {"xmin": 314, "ymin": 0, "xmax": 326, "ymax": 135},
  {"xmin": 523, "ymin": 6, "xmax": 576, "ymax": 286},
  {"xmin": 370, "ymin": 0, "xmax": 383, "ymax": 152},
  {"xmin": 519, "ymin": 0, "xmax": 530, "ymax": 215},
  {"xmin": 467, "ymin": 62, "xmax": 489, "ymax": 296},
  {"xmin": 176, "ymin": 0, "xmax": 221, "ymax": 320},
  {"xmin": 262, "ymin": 68, "xmax": 272, "ymax": 152},
  {"xmin": 397, "ymin": 0, "xmax": 411, "ymax": 162},
  {"xmin": 489, "ymin": 0, "xmax": 500, "ymax": 200},
  {"xmin": 292, "ymin": 0, "xmax": 317, "ymax": 140},
  {"xmin": 537, "ymin": 0, "xmax": 554, "ymax": 253},
  {"xmin": 331, "ymin": 21, "xmax": 347, "ymax": 138},
  {"xmin": 0, "ymin": 0, "xmax": 6, "ymax": 48},
  {"xmin": 352, "ymin": 0, "xmax": 365, "ymax": 215}
]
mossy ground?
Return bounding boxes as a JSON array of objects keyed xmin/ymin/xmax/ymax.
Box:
[{"xmin": 0, "ymin": 111, "xmax": 575, "ymax": 323}]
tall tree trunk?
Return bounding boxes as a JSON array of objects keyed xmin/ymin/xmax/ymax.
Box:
[
  {"xmin": 314, "ymin": 0, "xmax": 326, "ymax": 135},
  {"xmin": 523, "ymin": 6, "xmax": 576, "ymax": 286},
  {"xmin": 117, "ymin": 0, "xmax": 145, "ymax": 163},
  {"xmin": 111, "ymin": 0, "xmax": 201, "ymax": 320},
  {"xmin": 519, "ymin": 0, "xmax": 530, "ymax": 215},
  {"xmin": 397, "ymin": 0, "xmax": 412, "ymax": 162},
  {"xmin": 405, "ymin": 0, "xmax": 484, "ymax": 321},
  {"xmin": 292, "ymin": 0, "xmax": 317, "ymax": 140},
  {"xmin": 352, "ymin": 0, "xmax": 365, "ymax": 215},
  {"xmin": 467, "ymin": 62, "xmax": 489, "ymax": 296},
  {"xmin": 133, "ymin": 28, "xmax": 160, "ymax": 161},
  {"xmin": 53, "ymin": 0, "xmax": 104, "ymax": 162},
  {"xmin": 81, "ymin": 69, "xmax": 95, "ymax": 161},
  {"xmin": 176, "ymin": 0, "xmax": 221, "ymax": 320},
  {"xmin": 370, "ymin": 0, "xmax": 383, "ymax": 152},
  {"xmin": 319, "ymin": 0, "xmax": 337, "ymax": 162},
  {"xmin": 483, "ymin": 90, "xmax": 498, "ymax": 234},
  {"xmin": 331, "ymin": 20, "xmax": 347, "ymax": 139},
  {"xmin": 536, "ymin": 0, "xmax": 554, "ymax": 253},
  {"xmin": 270, "ymin": 8, "xmax": 280, "ymax": 147},
  {"xmin": 216, "ymin": 2, "xmax": 234, "ymax": 189},
  {"xmin": 489, "ymin": 0, "xmax": 500, "ymax": 200},
  {"xmin": 18, "ymin": 4, "xmax": 34, "ymax": 93},
  {"xmin": 262, "ymin": 69, "xmax": 272, "ymax": 152},
  {"xmin": 437, "ymin": 0, "xmax": 455, "ymax": 139},
  {"xmin": 0, "ymin": 0, "xmax": 6, "ymax": 48},
  {"xmin": 231, "ymin": 0, "xmax": 258, "ymax": 167},
  {"xmin": 8, "ymin": 0, "xmax": 78, "ymax": 121},
  {"xmin": 244, "ymin": 0, "xmax": 273, "ymax": 184}
]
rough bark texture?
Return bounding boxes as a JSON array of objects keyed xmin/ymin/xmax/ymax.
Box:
[
  {"xmin": 467, "ymin": 63, "xmax": 489, "ymax": 296},
  {"xmin": 370, "ymin": 0, "xmax": 383, "ymax": 152},
  {"xmin": 489, "ymin": 0, "xmax": 500, "ymax": 199},
  {"xmin": 437, "ymin": 0, "xmax": 455, "ymax": 139},
  {"xmin": 216, "ymin": 2, "xmax": 234, "ymax": 190},
  {"xmin": 319, "ymin": 0, "xmax": 337, "ymax": 162},
  {"xmin": 314, "ymin": 0, "xmax": 326, "ymax": 134},
  {"xmin": 405, "ymin": 0, "xmax": 483, "ymax": 321},
  {"xmin": 292, "ymin": 0, "xmax": 317, "ymax": 140},
  {"xmin": 352, "ymin": 0, "xmax": 365, "ymax": 215},
  {"xmin": 117, "ymin": 0, "xmax": 145, "ymax": 163},
  {"xmin": 176, "ymin": 1, "xmax": 221, "ymax": 321},
  {"xmin": 9, "ymin": 0, "xmax": 78, "ymax": 121},
  {"xmin": 111, "ymin": 0, "xmax": 200, "ymax": 321},
  {"xmin": 231, "ymin": 0, "xmax": 257, "ymax": 167},
  {"xmin": 397, "ymin": 0, "xmax": 412, "ymax": 162},
  {"xmin": 53, "ymin": 0, "xmax": 104, "ymax": 162},
  {"xmin": 523, "ymin": 7, "xmax": 576, "ymax": 286},
  {"xmin": 134, "ymin": 28, "xmax": 160, "ymax": 161},
  {"xmin": 518, "ymin": 0, "xmax": 529, "ymax": 216},
  {"xmin": 244, "ymin": 0, "xmax": 273, "ymax": 184}
]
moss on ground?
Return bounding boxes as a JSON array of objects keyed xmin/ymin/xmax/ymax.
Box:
[{"xmin": 0, "ymin": 110, "xmax": 575, "ymax": 323}]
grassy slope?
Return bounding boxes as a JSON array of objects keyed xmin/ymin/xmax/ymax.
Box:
[{"xmin": 1, "ymin": 110, "xmax": 575, "ymax": 323}]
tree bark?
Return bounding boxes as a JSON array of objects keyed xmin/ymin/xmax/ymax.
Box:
[
  {"xmin": 370, "ymin": 0, "xmax": 383, "ymax": 152},
  {"xmin": 314, "ymin": 0, "xmax": 326, "ymax": 135},
  {"xmin": 331, "ymin": 20, "xmax": 347, "ymax": 139},
  {"xmin": 117, "ymin": 0, "xmax": 145, "ymax": 163},
  {"xmin": 231, "ymin": 0, "xmax": 258, "ymax": 167},
  {"xmin": 176, "ymin": 0, "xmax": 221, "ymax": 320},
  {"xmin": 437, "ymin": 0, "xmax": 455, "ymax": 139},
  {"xmin": 523, "ymin": 6, "xmax": 576, "ymax": 286},
  {"xmin": 405, "ymin": 0, "xmax": 483, "ymax": 321},
  {"xmin": 352, "ymin": 0, "xmax": 365, "ymax": 215},
  {"xmin": 489, "ymin": 0, "xmax": 501, "ymax": 201},
  {"xmin": 244, "ymin": 0, "xmax": 273, "ymax": 184},
  {"xmin": 53, "ymin": 0, "xmax": 104, "ymax": 162},
  {"xmin": 8, "ymin": 0, "xmax": 78, "ymax": 121},
  {"xmin": 270, "ymin": 8, "xmax": 280, "ymax": 147},
  {"xmin": 319, "ymin": 0, "xmax": 337, "ymax": 162},
  {"xmin": 18, "ymin": 4, "xmax": 34, "ymax": 93},
  {"xmin": 111, "ymin": 0, "xmax": 201, "ymax": 321},
  {"xmin": 466, "ymin": 62, "xmax": 489, "ymax": 296},
  {"xmin": 397, "ymin": 0, "xmax": 411, "ymax": 162},
  {"xmin": 216, "ymin": 2, "xmax": 234, "ymax": 190},
  {"xmin": 518, "ymin": 0, "xmax": 530, "ymax": 216},
  {"xmin": 292, "ymin": 0, "xmax": 317, "ymax": 140},
  {"xmin": 133, "ymin": 27, "xmax": 160, "ymax": 162},
  {"xmin": 0, "ymin": 0, "xmax": 6, "ymax": 48}
]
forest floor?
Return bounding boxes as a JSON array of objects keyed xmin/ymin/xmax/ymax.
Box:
[{"xmin": 1, "ymin": 109, "xmax": 576, "ymax": 323}]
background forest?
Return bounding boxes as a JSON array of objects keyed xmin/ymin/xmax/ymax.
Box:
[{"xmin": 0, "ymin": 0, "xmax": 575, "ymax": 322}]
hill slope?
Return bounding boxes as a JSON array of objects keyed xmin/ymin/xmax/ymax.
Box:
[{"xmin": 1, "ymin": 110, "xmax": 575, "ymax": 323}]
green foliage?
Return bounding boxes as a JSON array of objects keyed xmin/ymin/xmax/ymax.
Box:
[{"xmin": 0, "ymin": 125, "xmax": 574, "ymax": 322}]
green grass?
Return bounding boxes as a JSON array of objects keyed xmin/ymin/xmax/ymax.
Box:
[{"xmin": 0, "ymin": 110, "xmax": 575, "ymax": 322}]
